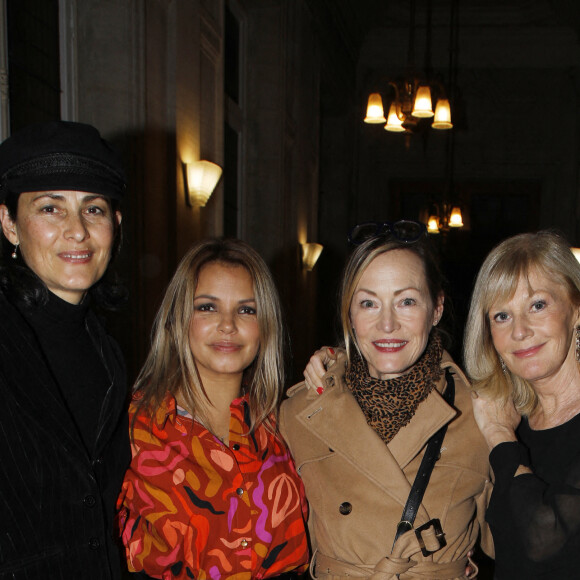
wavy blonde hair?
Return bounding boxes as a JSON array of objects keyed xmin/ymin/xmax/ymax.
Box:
[
  {"xmin": 133, "ymin": 238, "xmax": 285, "ymax": 434},
  {"xmin": 464, "ymin": 231, "xmax": 580, "ymax": 416}
]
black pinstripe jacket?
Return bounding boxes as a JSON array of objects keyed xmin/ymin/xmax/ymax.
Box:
[{"xmin": 0, "ymin": 291, "xmax": 131, "ymax": 579}]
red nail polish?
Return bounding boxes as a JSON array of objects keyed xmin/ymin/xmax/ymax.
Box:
[
  {"xmin": 329, "ymin": 348, "xmax": 335, "ymax": 355},
  {"xmin": 316, "ymin": 387, "xmax": 324, "ymax": 395}
]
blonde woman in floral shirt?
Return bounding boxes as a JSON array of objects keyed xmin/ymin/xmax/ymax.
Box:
[{"xmin": 118, "ymin": 238, "xmax": 309, "ymax": 580}]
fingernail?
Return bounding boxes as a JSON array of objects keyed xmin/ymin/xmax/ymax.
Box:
[
  {"xmin": 316, "ymin": 387, "xmax": 324, "ymax": 395},
  {"xmin": 329, "ymin": 348, "xmax": 335, "ymax": 355}
]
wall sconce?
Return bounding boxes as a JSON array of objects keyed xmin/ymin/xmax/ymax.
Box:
[
  {"xmin": 301, "ymin": 243, "xmax": 323, "ymax": 271},
  {"xmin": 186, "ymin": 160, "xmax": 223, "ymax": 207}
]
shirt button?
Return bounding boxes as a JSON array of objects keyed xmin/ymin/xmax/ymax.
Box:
[
  {"xmin": 83, "ymin": 495, "xmax": 96, "ymax": 508},
  {"xmin": 240, "ymin": 539, "xmax": 248, "ymax": 548},
  {"xmin": 236, "ymin": 487, "xmax": 244, "ymax": 496},
  {"xmin": 339, "ymin": 502, "xmax": 352, "ymax": 515},
  {"xmin": 232, "ymin": 444, "xmax": 240, "ymax": 451},
  {"xmin": 88, "ymin": 537, "xmax": 101, "ymax": 550}
]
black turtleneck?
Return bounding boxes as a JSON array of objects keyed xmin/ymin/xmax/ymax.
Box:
[{"xmin": 17, "ymin": 291, "xmax": 111, "ymax": 455}]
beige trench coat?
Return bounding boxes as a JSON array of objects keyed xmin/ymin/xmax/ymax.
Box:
[{"xmin": 280, "ymin": 351, "xmax": 493, "ymax": 580}]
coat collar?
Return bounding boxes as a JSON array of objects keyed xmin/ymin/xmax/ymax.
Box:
[{"xmin": 289, "ymin": 350, "xmax": 458, "ymax": 516}]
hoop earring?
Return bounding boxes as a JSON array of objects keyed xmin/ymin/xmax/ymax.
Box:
[
  {"xmin": 11, "ymin": 243, "xmax": 18, "ymax": 260},
  {"xmin": 576, "ymin": 326, "xmax": 580, "ymax": 363}
]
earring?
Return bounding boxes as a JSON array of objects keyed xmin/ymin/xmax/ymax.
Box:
[
  {"xmin": 499, "ymin": 355, "xmax": 508, "ymax": 375},
  {"xmin": 11, "ymin": 243, "xmax": 18, "ymax": 260},
  {"xmin": 576, "ymin": 326, "xmax": 580, "ymax": 363}
]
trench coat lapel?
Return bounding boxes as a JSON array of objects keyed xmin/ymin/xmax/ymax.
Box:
[
  {"xmin": 293, "ymin": 383, "xmax": 413, "ymax": 513},
  {"xmin": 293, "ymin": 368, "xmax": 458, "ymax": 518},
  {"xmin": 388, "ymin": 384, "xmax": 457, "ymax": 469}
]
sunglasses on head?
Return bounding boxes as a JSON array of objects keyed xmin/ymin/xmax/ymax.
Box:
[{"xmin": 348, "ymin": 220, "xmax": 427, "ymax": 246}]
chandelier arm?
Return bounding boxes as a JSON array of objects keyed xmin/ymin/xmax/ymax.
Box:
[{"xmin": 388, "ymin": 81, "xmax": 405, "ymax": 121}]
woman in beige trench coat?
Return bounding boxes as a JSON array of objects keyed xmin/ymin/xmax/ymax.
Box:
[{"xmin": 280, "ymin": 222, "xmax": 493, "ymax": 579}]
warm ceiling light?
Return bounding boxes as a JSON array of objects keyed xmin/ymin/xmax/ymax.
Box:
[
  {"xmin": 385, "ymin": 103, "xmax": 406, "ymax": 132},
  {"xmin": 427, "ymin": 215, "xmax": 440, "ymax": 234},
  {"xmin": 364, "ymin": 93, "xmax": 386, "ymax": 124},
  {"xmin": 432, "ymin": 99, "xmax": 453, "ymax": 129},
  {"xmin": 448, "ymin": 206, "xmax": 463, "ymax": 227},
  {"xmin": 412, "ymin": 85, "xmax": 434, "ymax": 118},
  {"xmin": 362, "ymin": 1, "xmax": 458, "ymax": 137},
  {"xmin": 186, "ymin": 160, "xmax": 222, "ymax": 207}
]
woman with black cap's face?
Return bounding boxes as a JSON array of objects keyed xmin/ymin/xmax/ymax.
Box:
[
  {"xmin": 0, "ymin": 120, "xmax": 126, "ymax": 304},
  {"xmin": 0, "ymin": 190, "xmax": 121, "ymax": 303},
  {"xmin": 0, "ymin": 121, "xmax": 130, "ymax": 580}
]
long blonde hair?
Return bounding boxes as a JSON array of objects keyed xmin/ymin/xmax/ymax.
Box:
[
  {"xmin": 133, "ymin": 238, "xmax": 285, "ymax": 433},
  {"xmin": 464, "ymin": 231, "xmax": 580, "ymax": 416}
]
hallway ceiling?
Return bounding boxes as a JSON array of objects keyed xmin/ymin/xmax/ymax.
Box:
[{"xmin": 307, "ymin": 0, "xmax": 580, "ymax": 114}]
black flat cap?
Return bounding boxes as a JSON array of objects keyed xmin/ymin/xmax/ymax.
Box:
[{"xmin": 0, "ymin": 121, "xmax": 127, "ymax": 202}]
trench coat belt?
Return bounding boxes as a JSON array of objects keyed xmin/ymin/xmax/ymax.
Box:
[{"xmin": 312, "ymin": 551, "xmax": 467, "ymax": 579}]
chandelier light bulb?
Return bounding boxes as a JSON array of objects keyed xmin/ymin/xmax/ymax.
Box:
[
  {"xmin": 385, "ymin": 103, "xmax": 406, "ymax": 132},
  {"xmin": 412, "ymin": 85, "xmax": 434, "ymax": 118},
  {"xmin": 449, "ymin": 206, "xmax": 464, "ymax": 227},
  {"xmin": 432, "ymin": 99, "xmax": 453, "ymax": 129},
  {"xmin": 427, "ymin": 215, "xmax": 440, "ymax": 234},
  {"xmin": 364, "ymin": 93, "xmax": 386, "ymax": 124}
]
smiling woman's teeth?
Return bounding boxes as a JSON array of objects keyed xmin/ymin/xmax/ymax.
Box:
[{"xmin": 62, "ymin": 253, "xmax": 91, "ymax": 259}]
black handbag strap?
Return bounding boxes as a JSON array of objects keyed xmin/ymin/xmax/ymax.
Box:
[{"xmin": 391, "ymin": 368, "xmax": 455, "ymax": 551}]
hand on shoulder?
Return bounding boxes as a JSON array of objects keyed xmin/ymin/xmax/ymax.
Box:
[{"xmin": 303, "ymin": 346, "xmax": 339, "ymax": 393}]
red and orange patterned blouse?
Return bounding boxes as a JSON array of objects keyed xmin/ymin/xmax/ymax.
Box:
[{"xmin": 117, "ymin": 392, "xmax": 309, "ymax": 580}]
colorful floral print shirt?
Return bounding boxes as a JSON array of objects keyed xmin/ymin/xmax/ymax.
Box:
[{"xmin": 118, "ymin": 392, "xmax": 309, "ymax": 580}]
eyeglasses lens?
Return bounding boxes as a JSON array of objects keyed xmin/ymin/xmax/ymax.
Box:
[
  {"xmin": 348, "ymin": 220, "xmax": 426, "ymax": 245},
  {"xmin": 392, "ymin": 220, "xmax": 424, "ymax": 242},
  {"xmin": 349, "ymin": 223, "xmax": 381, "ymax": 244}
]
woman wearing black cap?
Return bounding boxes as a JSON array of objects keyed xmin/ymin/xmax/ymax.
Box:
[{"xmin": 0, "ymin": 121, "xmax": 130, "ymax": 580}]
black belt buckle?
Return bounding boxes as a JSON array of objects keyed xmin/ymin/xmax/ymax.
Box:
[{"xmin": 415, "ymin": 518, "xmax": 446, "ymax": 556}]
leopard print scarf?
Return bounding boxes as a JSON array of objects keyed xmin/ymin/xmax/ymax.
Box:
[{"xmin": 345, "ymin": 332, "xmax": 444, "ymax": 445}]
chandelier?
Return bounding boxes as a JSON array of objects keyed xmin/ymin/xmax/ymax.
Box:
[
  {"xmin": 425, "ymin": 203, "xmax": 463, "ymax": 234},
  {"xmin": 363, "ymin": 0, "xmax": 453, "ymax": 134}
]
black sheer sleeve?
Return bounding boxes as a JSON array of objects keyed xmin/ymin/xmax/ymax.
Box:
[{"xmin": 489, "ymin": 441, "xmax": 580, "ymax": 562}]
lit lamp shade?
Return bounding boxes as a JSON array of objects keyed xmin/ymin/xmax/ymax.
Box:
[
  {"xmin": 301, "ymin": 243, "xmax": 323, "ymax": 271},
  {"xmin": 385, "ymin": 103, "xmax": 406, "ymax": 132},
  {"xmin": 448, "ymin": 206, "xmax": 464, "ymax": 227},
  {"xmin": 427, "ymin": 215, "xmax": 440, "ymax": 234},
  {"xmin": 571, "ymin": 248, "xmax": 580, "ymax": 263},
  {"xmin": 187, "ymin": 160, "xmax": 223, "ymax": 207},
  {"xmin": 412, "ymin": 85, "xmax": 434, "ymax": 118},
  {"xmin": 432, "ymin": 99, "xmax": 453, "ymax": 129},
  {"xmin": 364, "ymin": 93, "xmax": 386, "ymax": 124}
]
